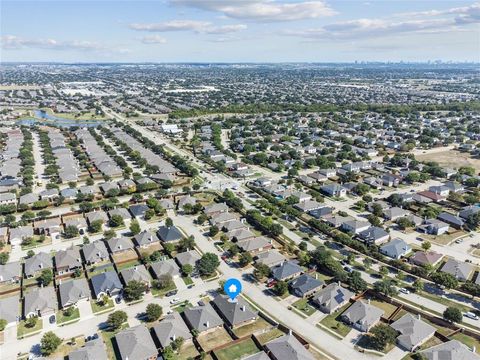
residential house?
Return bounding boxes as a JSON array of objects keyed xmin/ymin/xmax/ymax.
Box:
[
  {"xmin": 391, "ymin": 314, "xmax": 436, "ymax": 351},
  {"xmin": 204, "ymin": 202, "xmax": 228, "ymax": 217},
  {"xmin": 24, "ymin": 252, "xmax": 53, "ymax": 278},
  {"xmin": 128, "ymin": 204, "xmax": 150, "ymax": 219},
  {"xmin": 438, "ymin": 212, "xmax": 464, "ymax": 229},
  {"xmin": 0, "ymin": 295, "xmax": 20, "ymax": 325},
  {"xmin": 382, "ymin": 174, "xmax": 401, "ymax": 187},
  {"xmin": 358, "ymin": 227, "xmax": 390, "ymax": 245},
  {"xmin": 255, "ymin": 250, "xmax": 286, "ymax": 268},
  {"xmin": 320, "ymin": 184, "xmax": 346, "ymax": 197},
  {"xmin": 341, "ymin": 220, "xmax": 371, "ymax": 235},
  {"xmin": 0, "ymin": 261, "xmax": 21, "ymax": 285},
  {"xmin": 115, "ymin": 325, "xmax": 158, "ymax": 360},
  {"xmin": 418, "ymin": 219, "xmax": 450, "ymax": 235},
  {"xmin": 86, "ymin": 210, "xmax": 108, "ymax": 228},
  {"xmin": 133, "ymin": 230, "xmax": 160, "ymax": 248},
  {"xmin": 58, "ymin": 278, "xmax": 90, "ymax": 308},
  {"xmin": 9, "ymin": 225, "xmax": 33, "ymax": 247},
  {"xmin": 64, "ymin": 217, "xmax": 88, "ymax": 235},
  {"xmin": 82, "ymin": 240, "xmax": 109, "ymax": 265},
  {"xmin": 237, "ymin": 236, "xmax": 272, "ymax": 255},
  {"xmin": 150, "ymin": 259, "xmax": 180, "ymax": 279},
  {"xmin": 383, "ymin": 207, "xmax": 409, "ymax": 221},
  {"xmin": 0, "ymin": 192, "xmax": 16, "ymax": 205},
  {"xmin": 341, "ymin": 300, "xmax": 384, "ymax": 332},
  {"xmin": 419, "ymin": 340, "xmax": 480, "ymax": 360},
  {"xmin": 157, "ymin": 226, "xmax": 183, "ymax": 243},
  {"xmin": 175, "ymin": 250, "xmax": 201, "ymax": 268},
  {"xmin": 380, "ymin": 238, "xmax": 411, "ymax": 259},
  {"xmin": 183, "ymin": 303, "xmax": 223, "ymax": 333},
  {"xmin": 90, "ymin": 270, "xmax": 123, "ymax": 298},
  {"xmin": 107, "ymin": 236, "xmax": 134, "ymax": 253},
  {"xmin": 54, "ymin": 247, "xmax": 82, "ymax": 275},
  {"xmin": 271, "ymin": 261, "xmax": 303, "ymax": 281},
  {"xmin": 24, "ymin": 286, "xmax": 57, "ymax": 318},
  {"xmin": 68, "ymin": 338, "xmax": 108, "ymax": 360},
  {"xmin": 289, "ymin": 274, "xmax": 324, "ymax": 298},
  {"xmin": 312, "ymin": 283, "xmax": 354, "ymax": 314},
  {"xmin": 441, "ymin": 258, "xmax": 474, "ymax": 281},
  {"xmin": 152, "ymin": 312, "xmax": 192, "ymax": 348},
  {"xmin": 120, "ymin": 265, "xmax": 151, "ymax": 288},
  {"xmin": 294, "ymin": 200, "xmax": 324, "ymax": 213},
  {"xmin": 212, "ymin": 294, "xmax": 257, "ymax": 328},
  {"xmin": 265, "ymin": 333, "xmax": 315, "ymax": 360},
  {"xmin": 308, "ymin": 207, "xmax": 333, "ymax": 219},
  {"xmin": 108, "ymin": 208, "xmax": 131, "ymax": 222},
  {"xmin": 410, "ymin": 251, "xmax": 443, "ymax": 267}
]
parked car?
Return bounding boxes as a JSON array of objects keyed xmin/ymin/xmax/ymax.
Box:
[
  {"xmin": 465, "ymin": 312, "xmax": 479, "ymax": 320},
  {"xmin": 399, "ymin": 288, "xmax": 410, "ymax": 294},
  {"xmin": 165, "ymin": 290, "xmax": 177, "ymax": 297},
  {"xmin": 115, "ymin": 296, "xmax": 122, "ymax": 304},
  {"xmin": 344, "ymin": 266, "xmax": 353, "ymax": 273},
  {"xmin": 49, "ymin": 315, "xmax": 56, "ymax": 324},
  {"xmin": 169, "ymin": 297, "xmax": 181, "ymax": 304}
]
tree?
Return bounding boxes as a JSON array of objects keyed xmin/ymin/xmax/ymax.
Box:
[
  {"xmin": 89, "ymin": 219, "xmax": 103, "ymax": 233},
  {"xmin": 0, "ymin": 252, "xmax": 9, "ymax": 265},
  {"xmin": 239, "ymin": 252, "xmax": 253, "ymax": 267},
  {"xmin": 396, "ymin": 217, "xmax": 414, "ymax": 230},
  {"xmin": 124, "ymin": 280, "xmax": 147, "ymax": 301},
  {"xmin": 129, "ymin": 219, "xmax": 141, "ymax": 235},
  {"xmin": 110, "ymin": 214, "xmax": 124, "ymax": 228},
  {"xmin": 26, "ymin": 250, "xmax": 35, "ymax": 258},
  {"xmin": 162, "ymin": 345, "xmax": 176, "ymax": 360},
  {"xmin": 107, "ymin": 310, "xmax": 127, "ymax": 330},
  {"xmin": 155, "ymin": 274, "xmax": 175, "ymax": 290},
  {"xmin": 25, "ymin": 316, "xmax": 37, "ymax": 328},
  {"xmin": 373, "ymin": 280, "xmax": 398, "ymax": 296},
  {"xmin": 368, "ymin": 324, "xmax": 398, "ymax": 351},
  {"xmin": 182, "ymin": 264, "xmax": 193, "ymax": 276},
  {"xmin": 197, "ymin": 253, "xmax": 219, "ymax": 276},
  {"xmin": 273, "ymin": 281, "xmax": 288, "ymax": 296},
  {"xmin": 165, "ymin": 217, "xmax": 173, "ymax": 227},
  {"xmin": 253, "ymin": 263, "xmax": 271, "ymax": 280},
  {"xmin": 413, "ymin": 279, "xmax": 424, "ymax": 293},
  {"xmin": 443, "ymin": 306, "xmax": 462, "ymax": 323},
  {"xmin": 145, "ymin": 303, "xmax": 163, "ymax": 322},
  {"xmin": 379, "ymin": 266, "xmax": 389, "ymax": 278},
  {"xmin": 179, "ymin": 236, "xmax": 195, "ymax": 252},
  {"xmin": 348, "ymin": 271, "xmax": 368, "ymax": 293},
  {"xmin": 209, "ymin": 225, "xmax": 219, "ymax": 237},
  {"xmin": 37, "ymin": 269, "xmax": 53, "ymax": 286},
  {"xmin": 431, "ymin": 272, "xmax": 458, "ymax": 289},
  {"xmin": 64, "ymin": 225, "xmax": 79, "ymax": 239},
  {"xmin": 171, "ymin": 336, "xmax": 185, "ymax": 351},
  {"xmin": 40, "ymin": 331, "xmax": 62, "ymax": 355},
  {"xmin": 0, "ymin": 319, "xmax": 7, "ymax": 331},
  {"xmin": 421, "ymin": 241, "xmax": 431, "ymax": 251}
]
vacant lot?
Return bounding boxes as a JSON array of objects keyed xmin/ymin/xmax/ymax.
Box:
[
  {"xmin": 197, "ymin": 327, "xmax": 232, "ymax": 352},
  {"xmin": 416, "ymin": 150, "xmax": 480, "ymax": 172}
]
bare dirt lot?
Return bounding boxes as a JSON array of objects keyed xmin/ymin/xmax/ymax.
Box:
[{"xmin": 416, "ymin": 150, "xmax": 480, "ymax": 172}]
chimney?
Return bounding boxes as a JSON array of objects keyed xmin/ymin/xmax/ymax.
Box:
[
  {"xmin": 417, "ymin": 314, "xmax": 421, "ymax": 320},
  {"xmin": 337, "ymin": 281, "xmax": 341, "ymax": 286},
  {"xmin": 206, "ymin": 321, "xmax": 210, "ymax": 328},
  {"xmin": 241, "ymin": 305, "xmax": 246, "ymax": 312},
  {"xmin": 472, "ymin": 346, "xmax": 476, "ymax": 353},
  {"xmin": 367, "ymin": 299, "xmax": 371, "ymax": 305},
  {"xmin": 172, "ymin": 334, "xmax": 176, "ymax": 341},
  {"xmin": 288, "ymin": 329, "xmax": 292, "ymax": 336}
]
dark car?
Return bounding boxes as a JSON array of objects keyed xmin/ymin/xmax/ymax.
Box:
[
  {"xmin": 166, "ymin": 290, "xmax": 178, "ymax": 297},
  {"xmin": 49, "ymin": 315, "xmax": 56, "ymax": 324}
]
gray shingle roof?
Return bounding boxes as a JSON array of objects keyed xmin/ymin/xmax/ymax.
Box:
[
  {"xmin": 271, "ymin": 261, "xmax": 303, "ymax": 281},
  {"xmin": 120, "ymin": 265, "xmax": 151, "ymax": 285},
  {"xmin": 68, "ymin": 338, "xmax": 108, "ymax": 360},
  {"xmin": 107, "ymin": 237, "xmax": 134, "ymax": 253},
  {"xmin": 82, "ymin": 241, "xmax": 109, "ymax": 263},
  {"xmin": 133, "ymin": 230, "xmax": 160, "ymax": 246},
  {"xmin": 175, "ymin": 250, "xmax": 201, "ymax": 268},
  {"xmin": 90, "ymin": 270, "xmax": 123, "ymax": 298},
  {"xmin": 265, "ymin": 333, "xmax": 315, "ymax": 360},
  {"xmin": 211, "ymin": 295, "xmax": 257, "ymax": 327},
  {"xmin": 24, "ymin": 252, "xmax": 53, "ymax": 277},
  {"xmin": 0, "ymin": 295, "xmax": 20, "ymax": 323},
  {"xmin": 59, "ymin": 278, "xmax": 90, "ymax": 307},
  {"xmin": 341, "ymin": 300, "xmax": 384, "ymax": 330},
  {"xmin": 24, "ymin": 286, "xmax": 58, "ymax": 316},
  {"xmin": 152, "ymin": 312, "xmax": 192, "ymax": 348},
  {"xmin": 289, "ymin": 274, "xmax": 324, "ymax": 297},
  {"xmin": 0, "ymin": 261, "xmax": 21, "ymax": 282},
  {"xmin": 312, "ymin": 283, "xmax": 354, "ymax": 313},
  {"xmin": 419, "ymin": 339, "xmax": 480, "ymax": 360},
  {"xmin": 150, "ymin": 259, "xmax": 180, "ymax": 279},
  {"xmin": 391, "ymin": 314, "xmax": 436, "ymax": 351},
  {"xmin": 441, "ymin": 258, "xmax": 474, "ymax": 280},
  {"xmin": 157, "ymin": 226, "xmax": 183, "ymax": 243},
  {"xmin": 183, "ymin": 303, "xmax": 223, "ymax": 332},
  {"xmin": 115, "ymin": 325, "xmax": 157, "ymax": 360}
]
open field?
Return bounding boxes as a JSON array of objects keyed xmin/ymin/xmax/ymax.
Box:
[{"xmin": 416, "ymin": 150, "xmax": 480, "ymax": 172}]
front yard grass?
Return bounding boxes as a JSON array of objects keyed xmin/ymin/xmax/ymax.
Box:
[
  {"xmin": 214, "ymin": 338, "xmax": 259, "ymax": 360},
  {"xmin": 319, "ymin": 304, "xmax": 352, "ymax": 338},
  {"xmin": 451, "ymin": 332, "xmax": 480, "ymax": 353},
  {"xmin": 91, "ymin": 298, "xmax": 114, "ymax": 314},
  {"xmin": 292, "ymin": 298, "xmax": 317, "ymax": 317},
  {"xmin": 182, "ymin": 276, "xmax": 194, "ymax": 286},
  {"xmin": 17, "ymin": 318, "xmax": 43, "ymax": 338},
  {"xmin": 48, "ymin": 336, "xmax": 85, "ymax": 358},
  {"xmin": 56, "ymin": 307, "xmax": 80, "ymax": 325},
  {"xmin": 173, "ymin": 300, "xmax": 192, "ymax": 313},
  {"xmin": 101, "ymin": 323, "xmax": 128, "ymax": 360},
  {"xmin": 151, "ymin": 282, "xmax": 177, "ymax": 297}
]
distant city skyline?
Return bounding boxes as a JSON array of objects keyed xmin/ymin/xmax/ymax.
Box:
[{"xmin": 1, "ymin": 0, "xmax": 479, "ymax": 63}]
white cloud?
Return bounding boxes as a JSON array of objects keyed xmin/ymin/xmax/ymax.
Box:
[
  {"xmin": 140, "ymin": 35, "xmax": 168, "ymax": 44},
  {"xmin": 170, "ymin": 0, "xmax": 336, "ymax": 22},
  {"xmin": 1, "ymin": 35, "xmax": 105, "ymax": 51},
  {"xmin": 129, "ymin": 20, "xmax": 247, "ymax": 34},
  {"xmin": 283, "ymin": 3, "xmax": 480, "ymax": 40}
]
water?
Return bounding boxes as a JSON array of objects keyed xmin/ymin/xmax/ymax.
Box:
[{"xmin": 16, "ymin": 109, "xmax": 102, "ymax": 128}]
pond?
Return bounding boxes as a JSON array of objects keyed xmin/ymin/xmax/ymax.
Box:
[{"xmin": 16, "ymin": 109, "xmax": 102, "ymax": 128}]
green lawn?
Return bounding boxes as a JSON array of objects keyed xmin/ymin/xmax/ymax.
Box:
[
  {"xmin": 173, "ymin": 301, "xmax": 192, "ymax": 313},
  {"xmin": 255, "ymin": 328, "xmax": 285, "ymax": 345},
  {"xmin": 91, "ymin": 298, "xmax": 114, "ymax": 314},
  {"xmin": 214, "ymin": 339, "xmax": 260, "ymax": 360},
  {"xmin": 115, "ymin": 260, "xmax": 141, "ymax": 272},
  {"xmin": 451, "ymin": 333, "xmax": 480, "ymax": 353},
  {"xmin": 151, "ymin": 282, "xmax": 177, "ymax": 297},
  {"xmin": 233, "ymin": 318, "xmax": 271, "ymax": 338},
  {"xmin": 182, "ymin": 276, "xmax": 194, "ymax": 286},
  {"xmin": 17, "ymin": 318, "xmax": 43, "ymax": 338},
  {"xmin": 319, "ymin": 304, "xmax": 352, "ymax": 338},
  {"xmin": 56, "ymin": 307, "xmax": 80, "ymax": 325},
  {"xmin": 292, "ymin": 298, "xmax": 317, "ymax": 316}
]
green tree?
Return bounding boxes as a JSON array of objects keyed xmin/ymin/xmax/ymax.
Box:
[
  {"xmin": 431, "ymin": 272, "xmax": 458, "ymax": 289},
  {"xmin": 368, "ymin": 324, "xmax": 398, "ymax": 351},
  {"xmin": 182, "ymin": 264, "xmax": 193, "ymax": 276},
  {"xmin": 273, "ymin": 281, "xmax": 288, "ymax": 296},
  {"xmin": 373, "ymin": 279, "xmax": 398, "ymax": 296},
  {"xmin": 129, "ymin": 219, "xmax": 141, "ymax": 235},
  {"xmin": 145, "ymin": 303, "xmax": 163, "ymax": 322},
  {"xmin": 64, "ymin": 225, "xmax": 79, "ymax": 239},
  {"xmin": 239, "ymin": 252, "xmax": 253, "ymax": 267},
  {"xmin": 124, "ymin": 280, "xmax": 147, "ymax": 301},
  {"xmin": 253, "ymin": 263, "xmax": 271, "ymax": 280},
  {"xmin": 421, "ymin": 241, "xmax": 431, "ymax": 251},
  {"xmin": 443, "ymin": 306, "xmax": 462, "ymax": 323},
  {"xmin": 109, "ymin": 214, "xmax": 124, "ymax": 228},
  {"xmin": 179, "ymin": 236, "xmax": 195, "ymax": 252},
  {"xmin": 89, "ymin": 219, "xmax": 103, "ymax": 233},
  {"xmin": 107, "ymin": 310, "xmax": 128, "ymax": 330},
  {"xmin": 0, "ymin": 252, "xmax": 9, "ymax": 265},
  {"xmin": 413, "ymin": 279, "xmax": 424, "ymax": 293},
  {"xmin": 165, "ymin": 217, "xmax": 173, "ymax": 227},
  {"xmin": 0, "ymin": 319, "xmax": 7, "ymax": 331},
  {"xmin": 40, "ymin": 331, "xmax": 62, "ymax": 355},
  {"xmin": 25, "ymin": 316, "xmax": 37, "ymax": 328},
  {"xmin": 348, "ymin": 271, "xmax": 368, "ymax": 293},
  {"xmin": 37, "ymin": 269, "xmax": 53, "ymax": 286},
  {"xmin": 197, "ymin": 253, "xmax": 219, "ymax": 276}
]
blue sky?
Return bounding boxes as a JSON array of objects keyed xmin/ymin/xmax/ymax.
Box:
[{"xmin": 1, "ymin": 0, "xmax": 479, "ymax": 62}]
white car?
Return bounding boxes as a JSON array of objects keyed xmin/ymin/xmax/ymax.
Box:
[
  {"xmin": 464, "ymin": 312, "xmax": 479, "ymax": 320},
  {"xmin": 169, "ymin": 297, "xmax": 181, "ymax": 304},
  {"xmin": 399, "ymin": 288, "xmax": 410, "ymax": 294}
]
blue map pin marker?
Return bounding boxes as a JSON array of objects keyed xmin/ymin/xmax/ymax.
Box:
[{"xmin": 224, "ymin": 278, "xmax": 242, "ymax": 301}]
